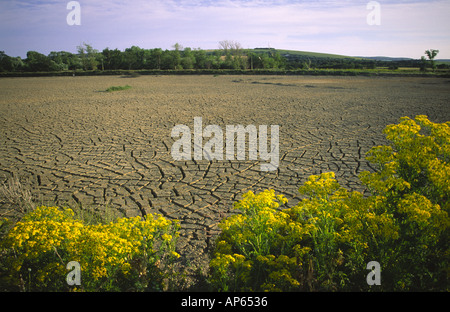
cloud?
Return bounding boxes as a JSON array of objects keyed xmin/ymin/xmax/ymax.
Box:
[{"xmin": 0, "ymin": 0, "xmax": 449, "ymax": 58}]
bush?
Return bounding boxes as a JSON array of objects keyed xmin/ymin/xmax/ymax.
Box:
[
  {"xmin": 209, "ymin": 115, "xmax": 449, "ymax": 291},
  {"xmin": 105, "ymin": 85, "xmax": 132, "ymax": 92},
  {"xmin": 0, "ymin": 206, "xmax": 180, "ymax": 291}
]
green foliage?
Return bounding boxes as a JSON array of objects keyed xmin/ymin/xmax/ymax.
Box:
[
  {"xmin": 0, "ymin": 51, "xmax": 25, "ymax": 72},
  {"xmin": 77, "ymin": 43, "xmax": 99, "ymax": 71},
  {"xmin": 105, "ymin": 85, "xmax": 132, "ymax": 92},
  {"xmin": 425, "ymin": 49, "xmax": 439, "ymax": 72},
  {"xmin": 102, "ymin": 48, "xmax": 125, "ymax": 70},
  {"xmin": 2, "ymin": 43, "xmax": 449, "ymax": 74},
  {"xmin": 25, "ymin": 51, "xmax": 61, "ymax": 72},
  {"xmin": 210, "ymin": 115, "xmax": 449, "ymax": 292}
]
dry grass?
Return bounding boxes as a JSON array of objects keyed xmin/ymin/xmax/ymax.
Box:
[{"xmin": 0, "ymin": 175, "xmax": 34, "ymax": 219}]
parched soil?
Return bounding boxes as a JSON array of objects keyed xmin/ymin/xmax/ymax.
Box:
[{"xmin": 1, "ymin": 75, "xmax": 449, "ymax": 286}]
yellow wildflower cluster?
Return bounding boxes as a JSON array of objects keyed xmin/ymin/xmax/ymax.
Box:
[
  {"xmin": 362, "ymin": 115, "xmax": 449, "ymax": 207},
  {"xmin": 1, "ymin": 206, "xmax": 180, "ymax": 291},
  {"xmin": 210, "ymin": 116, "xmax": 449, "ymax": 292}
]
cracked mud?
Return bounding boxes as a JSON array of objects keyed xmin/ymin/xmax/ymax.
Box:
[{"xmin": 1, "ymin": 75, "xmax": 449, "ymax": 282}]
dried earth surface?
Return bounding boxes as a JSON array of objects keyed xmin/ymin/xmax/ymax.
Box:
[{"xmin": 1, "ymin": 75, "xmax": 449, "ymax": 287}]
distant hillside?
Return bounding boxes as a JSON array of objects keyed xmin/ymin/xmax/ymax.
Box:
[
  {"xmin": 358, "ymin": 56, "xmax": 414, "ymax": 62},
  {"xmin": 255, "ymin": 48, "xmax": 359, "ymax": 59},
  {"xmin": 205, "ymin": 48, "xmax": 360, "ymax": 59},
  {"xmin": 356, "ymin": 56, "xmax": 449, "ymax": 63}
]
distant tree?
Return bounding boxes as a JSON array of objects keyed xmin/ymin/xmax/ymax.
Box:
[
  {"xmin": 303, "ymin": 58, "xmax": 312, "ymax": 70},
  {"xmin": 77, "ymin": 43, "xmax": 99, "ymax": 70},
  {"xmin": 192, "ymin": 48, "xmax": 207, "ymax": 69},
  {"xmin": 10, "ymin": 56, "xmax": 25, "ymax": 72},
  {"xmin": 388, "ymin": 63, "xmax": 399, "ymax": 70},
  {"xmin": 247, "ymin": 51, "xmax": 256, "ymax": 70},
  {"xmin": 218, "ymin": 40, "xmax": 232, "ymax": 55},
  {"xmin": 96, "ymin": 53, "xmax": 105, "ymax": 71},
  {"xmin": 218, "ymin": 40, "xmax": 247, "ymax": 69},
  {"xmin": 420, "ymin": 56, "xmax": 427, "ymax": 72},
  {"xmin": 173, "ymin": 43, "xmax": 183, "ymax": 52},
  {"xmin": 231, "ymin": 42, "xmax": 246, "ymax": 69},
  {"xmin": 0, "ymin": 51, "xmax": 25, "ymax": 72},
  {"xmin": 218, "ymin": 40, "xmax": 246, "ymax": 69},
  {"xmin": 271, "ymin": 51, "xmax": 286, "ymax": 69},
  {"xmin": 160, "ymin": 49, "xmax": 182, "ymax": 70},
  {"xmin": 123, "ymin": 46, "xmax": 145, "ymax": 70},
  {"xmin": 146, "ymin": 48, "xmax": 162, "ymax": 69},
  {"xmin": 159, "ymin": 44, "xmax": 183, "ymax": 70},
  {"xmin": 424, "ymin": 49, "xmax": 439, "ymax": 71},
  {"xmin": 48, "ymin": 51, "xmax": 79, "ymax": 71},
  {"xmin": 0, "ymin": 51, "xmax": 7, "ymax": 71},
  {"xmin": 102, "ymin": 48, "xmax": 123, "ymax": 70},
  {"xmin": 366, "ymin": 61, "xmax": 376, "ymax": 70},
  {"xmin": 172, "ymin": 44, "xmax": 183, "ymax": 69},
  {"xmin": 181, "ymin": 47, "xmax": 195, "ymax": 69},
  {"xmin": 25, "ymin": 51, "xmax": 59, "ymax": 72}
]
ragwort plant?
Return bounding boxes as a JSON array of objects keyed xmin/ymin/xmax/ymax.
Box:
[
  {"xmin": 359, "ymin": 115, "xmax": 449, "ymax": 290},
  {"xmin": 210, "ymin": 115, "xmax": 449, "ymax": 291},
  {"xmin": 0, "ymin": 206, "xmax": 180, "ymax": 291}
]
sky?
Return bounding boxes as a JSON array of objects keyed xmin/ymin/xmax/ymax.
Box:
[{"xmin": 1, "ymin": 0, "xmax": 449, "ymax": 59}]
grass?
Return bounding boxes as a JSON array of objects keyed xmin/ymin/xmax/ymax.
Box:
[
  {"xmin": 0, "ymin": 175, "xmax": 34, "ymax": 218},
  {"xmin": 105, "ymin": 85, "xmax": 132, "ymax": 92},
  {"xmin": 0, "ymin": 175, "xmax": 123, "ymax": 225}
]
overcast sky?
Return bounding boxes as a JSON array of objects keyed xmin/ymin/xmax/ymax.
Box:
[{"xmin": 1, "ymin": 0, "xmax": 449, "ymax": 59}]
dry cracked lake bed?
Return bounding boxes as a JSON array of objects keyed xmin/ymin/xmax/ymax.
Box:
[{"xmin": 1, "ymin": 75, "xmax": 449, "ymax": 285}]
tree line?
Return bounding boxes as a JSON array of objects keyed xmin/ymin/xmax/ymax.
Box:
[
  {"xmin": 0, "ymin": 42, "xmax": 446, "ymax": 73},
  {"xmin": 0, "ymin": 42, "xmax": 287, "ymax": 73}
]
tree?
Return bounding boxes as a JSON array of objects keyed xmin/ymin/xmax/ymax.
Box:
[
  {"xmin": 48, "ymin": 51, "xmax": 79, "ymax": 71},
  {"xmin": 171, "ymin": 44, "xmax": 183, "ymax": 69},
  {"xmin": 25, "ymin": 51, "xmax": 59, "ymax": 72},
  {"xmin": 0, "ymin": 51, "xmax": 25, "ymax": 72},
  {"xmin": 424, "ymin": 49, "xmax": 439, "ymax": 72},
  {"xmin": 123, "ymin": 46, "xmax": 145, "ymax": 70},
  {"xmin": 173, "ymin": 43, "xmax": 183, "ymax": 52},
  {"xmin": 192, "ymin": 48, "xmax": 207, "ymax": 69},
  {"xmin": 272, "ymin": 51, "xmax": 286, "ymax": 69},
  {"xmin": 146, "ymin": 48, "xmax": 162, "ymax": 70},
  {"xmin": 218, "ymin": 40, "xmax": 232, "ymax": 55},
  {"xmin": 230, "ymin": 41, "xmax": 246, "ymax": 69},
  {"xmin": 77, "ymin": 43, "xmax": 99, "ymax": 70},
  {"xmin": 420, "ymin": 56, "xmax": 427, "ymax": 72},
  {"xmin": 102, "ymin": 48, "xmax": 123, "ymax": 70},
  {"xmin": 160, "ymin": 49, "xmax": 182, "ymax": 70},
  {"xmin": 181, "ymin": 47, "xmax": 195, "ymax": 69},
  {"xmin": 218, "ymin": 40, "xmax": 246, "ymax": 69}
]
